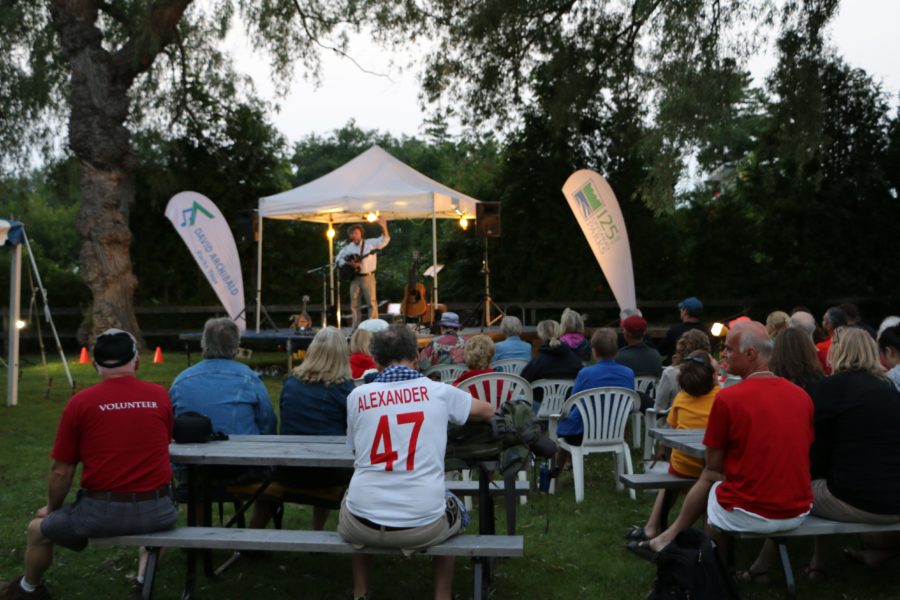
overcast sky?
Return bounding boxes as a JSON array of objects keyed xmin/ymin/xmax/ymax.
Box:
[{"xmin": 229, "ymin": 0, "xmax": 900, "ymax": 144}]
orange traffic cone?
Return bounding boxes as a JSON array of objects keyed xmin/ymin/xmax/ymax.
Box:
[
  {"xmin": 153, "ymin": 346, "xmax": 164, "ymax": 364},
  {"xmin": 79, "ymin": 347, "xmax": 90, "ymax": 364}
]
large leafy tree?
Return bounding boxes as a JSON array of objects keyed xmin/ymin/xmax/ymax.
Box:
[{"xmin": 0, "ymin": 0, "xmax": 409, "ymax": 343}]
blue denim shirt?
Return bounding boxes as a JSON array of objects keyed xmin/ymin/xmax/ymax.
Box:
[
  {"xmin": 170, "ymin": 359, "xmax": 276, "ymax": 435},
  {"xmin": 557, "ymin": 360, "xmax": 635, "ymax": 438},
  {"xmin": 493, "ymin": 336, "xmax": 533, "ymax": 362},
  {"xmin": 280, "ymin": 376, "xmax": 355, "ymax": 436}
]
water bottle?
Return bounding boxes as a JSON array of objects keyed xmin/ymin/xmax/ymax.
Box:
[{"xmin": 539, "ymin": 462, "xmax": 550, "ymax": 492}]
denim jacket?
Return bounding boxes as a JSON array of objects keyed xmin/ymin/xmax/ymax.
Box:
[{"xmin": 170, "ymin": 359, "xmax": 276, "ymax": 435}]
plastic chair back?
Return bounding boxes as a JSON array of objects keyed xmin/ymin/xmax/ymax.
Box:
[
  {"xmin": 423, "ymin": 363, "xmax": 466, "ymax": 383},
  {"xmin": 635, "ymin": 375, "xmax": 659, "ymax": 399},
  {"xmin": 532, "ymin": 379, "xmax": 574, "ymax": 419},
  {"xmin": 456, "ymin": 372, "xmax": 533, "ymax": 412},
  {"xmin": 491, "ymin": 358, "xmax": 529, "ymax": 376},
  {"xmin": 561, "ymin": 387, "xmax": 636, "ymax": 446}
]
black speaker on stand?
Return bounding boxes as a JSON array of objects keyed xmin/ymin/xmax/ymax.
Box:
[{"xmin": 473, "ymin": 202, "xmax": 504, "ymax": 329}]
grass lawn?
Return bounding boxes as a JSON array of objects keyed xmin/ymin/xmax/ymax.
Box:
[{"xmin": 1, "ymin": 352, "xmax": 899, "ymax": 598}]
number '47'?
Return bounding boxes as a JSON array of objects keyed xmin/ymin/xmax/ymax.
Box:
[{"xmin": 370, "ymin": 411, "xmax": 425, "ymax": 471}]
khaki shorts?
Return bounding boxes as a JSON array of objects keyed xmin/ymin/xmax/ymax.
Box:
[
  {"xmin": 811, "ymin": 479, "xmax": 900, "ymax": 524},
  {"xmin": 337, "ymin": 493, "xmax": 464, "ymax": 556}
]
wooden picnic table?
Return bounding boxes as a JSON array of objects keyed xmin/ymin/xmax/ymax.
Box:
[
  {"xmin": 648, "ymin": 428, "xmax": 706, "ymax": 459},
  {"xmin": 169, "ymin": 436, "xmax": 511, "ymax": 598}
]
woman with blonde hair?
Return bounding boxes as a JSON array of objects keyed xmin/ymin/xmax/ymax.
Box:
[
  {"xmin": 521, "ymin": 320, "xmax": 583, "ymax": 415},
  {"xmin": 560, "ymin": 308, "xmax": 591, "ymax": 361},
  {"xmin": 765, "ymin": 310, "xmax": 790, "ymax": 340},
  {"xmin": 275, "ymin": 327, "xmax": 355, "ymax": 529},
  {"xmin": 654, "ymin": 329, "xmax": 711, "ymax": 413},
  {"xmin": 453, "ymin": 334, "xmax": 497, "ymax": 385}
]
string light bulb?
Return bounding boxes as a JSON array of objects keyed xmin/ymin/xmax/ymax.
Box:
[
  {"xmin": 326, "ymin": 226, "xmax": 335, "ymax": 240},
  {"xmin": 15, "ymin": 320, "xmax": 26, "ymax": 330},
  {"xmin": 366, "ymin": 212, "xmax": 378, "ymax": 223},
  {"xmin": 711, "ymin": 322, "xmax": 727, "ymax": 337},
  {"xmin": 459, "ymin": 217, "xmax": 469, "ymax": 230}
]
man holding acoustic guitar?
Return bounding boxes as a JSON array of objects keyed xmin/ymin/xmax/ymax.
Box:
[{"xmin": 336, "ymin": 218, "xmax": 390, "ymax": 328}]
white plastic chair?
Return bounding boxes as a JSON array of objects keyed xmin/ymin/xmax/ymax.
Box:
[
  {"xmin": 556, "ymin": 386, "xmax": 638, "ymax": 502},
  {"xmin": 490, "ymin": 358, "xmax": 529, "ymax": 376},
  {"xmin": 423, "ymin": 363, "xmax": 466, "ymax": 383},
  {"xmin": 635, "ymin": 375, "xmax": 660, "ymax": 455},
  {"xmin": 531, "ymin": 379, "xmax": 575, "ymax": 442},
  {"xmin": 642, "ymin": 407, "xmax": 671, "ymax": 462},
  {"xmin": 455, "ymin": 372, "xmax": 533, "ymax": 412},
  {"xmin": 456, "ymin": 372, "xmax": 534, "ymax": 504}
]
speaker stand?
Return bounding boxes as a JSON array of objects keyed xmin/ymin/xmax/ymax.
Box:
[{"xmin": 473, "ymin": 237, "xmax": 505, "ymax": 331}]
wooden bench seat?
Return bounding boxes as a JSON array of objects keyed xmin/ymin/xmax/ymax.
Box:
[
  {"xmin": 619, "ymin": 473, "xmax": 696, "ymax": 491},
  {"xmin": 93, "ymin": 527, "xmax": 524, "ymax": 600},
  {"xmin": 733, "ymin": 516, "xmax": 900, "ymax": 599}
]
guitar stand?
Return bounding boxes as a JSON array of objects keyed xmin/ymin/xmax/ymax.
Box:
[{"xmin": 475, "ymin": 238, "xmax": 505, "ymax": 331}]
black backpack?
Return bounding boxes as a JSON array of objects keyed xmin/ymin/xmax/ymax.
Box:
[{"xmin": 648, "ymin": 528, "xmax": 739, "ymax": 600}]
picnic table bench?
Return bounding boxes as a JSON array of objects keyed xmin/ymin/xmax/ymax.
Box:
[
  {"xmin": 93, "ymin": 527, "xmax": 524, "ymax": 600},
  {"xmin": 736, "ymin": 516, "xmax": 900, "ymax": 600}
]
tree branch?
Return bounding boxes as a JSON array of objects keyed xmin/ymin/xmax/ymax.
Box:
[{"xmin": 113, "ymin": 0, "xmax": 193, "ymax": 84}]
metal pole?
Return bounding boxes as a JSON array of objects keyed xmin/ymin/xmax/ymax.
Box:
[
  {"xmin": 255, "ymin": 213, "xmax": 264, "ymax": 333},
  {"xmin": 432, "ymin": 203, "xmax": 439, "ymax": 307},
  {"xmin": 328, "ymin": 220, "xmax": 335, "ymax": 306},
  {"xmin": 7, "ymin": 243, "xmax": 21, "ymax": 406},
  {"xmin": 22, "ymin": 232, "xmax": 73, "ymax": 388}
]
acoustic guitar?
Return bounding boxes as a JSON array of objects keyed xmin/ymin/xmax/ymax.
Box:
[
  {"xmin": 339, "ymin": 249, "xmax": 380, "ymax": 280},
  {"xmin": 400, "ymin": 251, "xmax": 429, "ymax": 318},
  {"xmin": 290, "ymin": 295, "xmax": 313, "ymax": 330}
]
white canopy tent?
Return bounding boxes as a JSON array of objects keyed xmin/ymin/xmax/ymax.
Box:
[{"xmin": 256, "ymin": 145, "xmax": 482, "ymax": 331}]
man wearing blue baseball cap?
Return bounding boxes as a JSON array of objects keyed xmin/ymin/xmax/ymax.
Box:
[{"xmin": 659, "ymin": 297, "xmax": 709, "ymax": 364}]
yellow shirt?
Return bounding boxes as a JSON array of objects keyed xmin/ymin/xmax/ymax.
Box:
[{"xmin": 666, "ymin": 385, "xmax": 719, "ymax": 478}]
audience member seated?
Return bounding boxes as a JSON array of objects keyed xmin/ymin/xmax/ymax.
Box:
[
  {"xmin": 170, "ymin": 317, "xmax": 276, "ymax": 435},
  {"xmin": 654, "ymin": 329, "xmax": 711, "ymax": 414},
  {"xmin": 453, "ymin": 334, "xmax": 497, "ymax": 386},
  {"xmin": 628, "ymin": 321, "xmax": 814, "ymax": 566},
  {"xmin": 559, "ymin": 308, "xmax": 591, "ymax": 362},
  {"xmin": 743, "ymin": 327, "xmax": 900, "ymax": 580},
  {"xmin": 556, "ymin": 328, "xmax": 634, "ymax": 465},
  {"xmin": 521, "ymin": 320, "xmax": 583, "ymax": 416},
  {"xmin": 769, "ymin": 328, "xmax": 824, "ymax": 391},
  {"xmin": 169, "ymin": 318, "xmax": 276, "ymax": 528},
  {"xmin": 816, "ymin": 306, "xmax": 848, "ymax": 375},
  {"xmin": 788, "ymin": 310, "xmax": 817, "ymax": 339},
  {"xmin": 626, "ymin": 351, "xmax": 720, "ymax": 542},
  {"xmin": 877, "ymin": 316, "xmax": 900, "ymax": 340},
  {"xmin": 840, "ymin": 302, "xmax": 878, "ymax": 339},
  {"xmin": 337, "ymin": 325, "xmax": 494, "ymax": 600},
  {"xmin": 417, "ymin": 311, "xmax": 466, "ymax": 371},
  {"xmin": 878, "ymin": 325, "xmax": 900, "ymax": 391},
  {"xmin": 349, "ymin": 328, "xmax": 377, "ymax": 379},
  {"xmin": 658, "ymin": 297, "xmax": 708, "ymax": 363},
  {"xmin": 272, "ymin": 326, "xmax": 356, "ymax": 530},
  {"xmin": 615, "ymin": 315, "xmax": 662, "ymax": 379},
  {"xmin": 493, "ymin": 316, "xmax": 533, "ymax": 362},
  {"xmin": 765, "ymin": 310, "xmax": 789, "ymax": 340}
]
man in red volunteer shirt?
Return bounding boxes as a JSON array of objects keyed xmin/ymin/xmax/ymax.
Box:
[
  {"xmin": 1, "ymin": 329, "xmax": 177, "ymax": 600},
  {"xmin": 628, "ymin": 320, "xmax": 814, "ymax": 560}
]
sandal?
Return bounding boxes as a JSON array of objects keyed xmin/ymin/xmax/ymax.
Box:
[
  {"xmin": 802, "ymin": 565, "xmax": 827, "ymax": 582},
  {"xmin": 625, "ymin": 541, "xmax": 659, "ymax": 563},
  {"xmin": 625, "ymin": 526, "xmax": 650, "ymax": 541},
  {"xmin": 735, "ymin": 568, "xmax": 770, "ymax": 584}
]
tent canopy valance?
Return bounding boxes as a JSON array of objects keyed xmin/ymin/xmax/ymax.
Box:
[
  {"xmin": 258, "ymin": 145, "xmax": 480, "ymax": 222},
  {"xmin": 254, "ymin": 145, "xmax": 484, "ymax": 331}
]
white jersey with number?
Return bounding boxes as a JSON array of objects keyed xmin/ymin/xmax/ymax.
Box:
[{"xmin": 345, "ymin": 377, "xmax": 472, "ymax": 527}]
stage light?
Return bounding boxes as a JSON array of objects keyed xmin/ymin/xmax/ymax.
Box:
[
  {"xmin": 366, "ymin": 212, "xmax": 378, "ymax": 223},
  {"xmin": 15, "ymin": 319, "xmax": 26, "ymax": 330},
  {"xmin": 326, "ymin": 226, "xmax": 335, "ymax": 240},
  {"xmin": 459, "ymin": 217, "xmax": 469, "ymax": 230},
  {"xmin": 711, "ymin": 322, "xmax": 727, "ymax": 337}
]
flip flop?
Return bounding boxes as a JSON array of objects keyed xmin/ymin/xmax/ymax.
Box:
[
  {"xmin": 625, "ymin": 541, "xmax": 659, "ymax": 563},
  {"xmin": 625, "ymin": 526, "xmax": 650, "ymax": 541},
  {"xmin": 735, "ymin": 568, "xmax": 770, "ymax": 584},
  {"xmin": 802, "ymin": 565, "xmax": 827, "ymax": 582}
]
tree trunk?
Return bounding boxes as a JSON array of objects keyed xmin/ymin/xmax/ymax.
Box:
[{"xmin": 51, "ymin": 0, "xmax": 191, "ymax": 346}]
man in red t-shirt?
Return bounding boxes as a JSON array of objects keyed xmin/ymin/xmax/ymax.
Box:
[
  {"xmin": 628, "ymin": 321, "xmax": 813, "ymax": 559},
  {"xmin": 1, "ymin": 330, "xmax": 177, "ymax": 600}
]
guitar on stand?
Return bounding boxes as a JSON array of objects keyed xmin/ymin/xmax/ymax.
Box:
[
  {"xmin": 400, "ymin": 251, "xmax": 430, "ymax": 323},
  {"xmin": 290, "ymin": 295, "xmax": 313, "ymax": 330}
]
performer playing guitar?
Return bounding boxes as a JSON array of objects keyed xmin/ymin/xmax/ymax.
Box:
[{"xmin": 336, "ymin": 218, "xmax": 390, "ymax": 327}]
